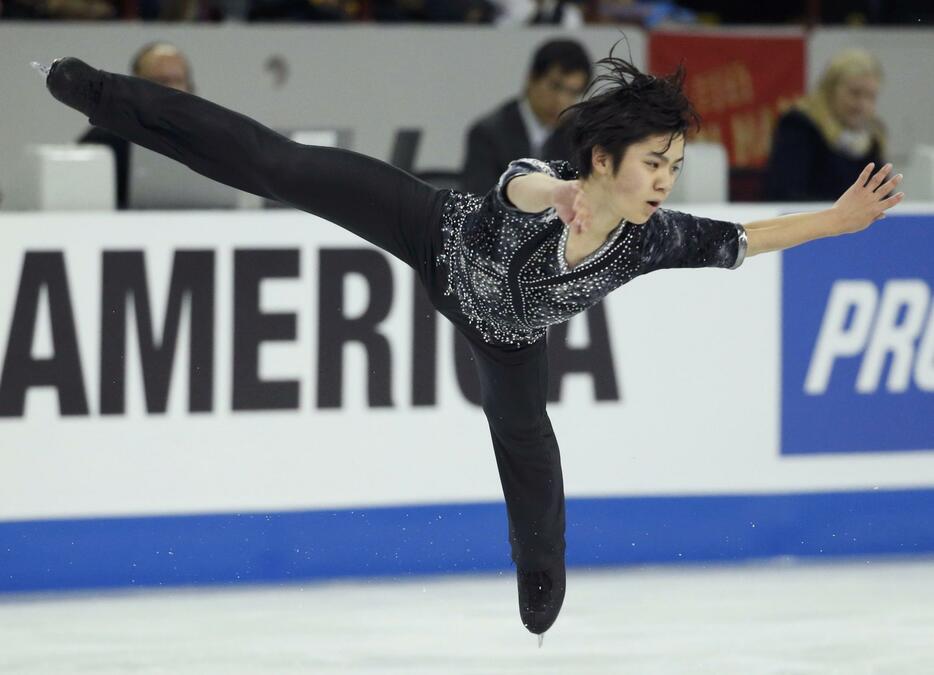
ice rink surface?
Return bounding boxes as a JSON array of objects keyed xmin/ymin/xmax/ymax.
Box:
[{"xmin": 2, "ymin": 558, "xmax": 933, "ymax": 675}]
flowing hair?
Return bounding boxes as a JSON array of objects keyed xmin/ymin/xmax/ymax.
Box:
[{"xmin": 561, "ymin": 40, "xmax": 701, "ymax": 178}]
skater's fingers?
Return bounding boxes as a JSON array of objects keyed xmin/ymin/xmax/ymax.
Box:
[
  {"xmin": 880, "ymin": 191, "xmax": 905, "ymax": 210},
  {"xmin": 877, "ymin": 173, "xmax": 902, "ymax": 196},
  {"xmin": 870, "ymin": 163, "xmax": 893, "ymax": 189}
]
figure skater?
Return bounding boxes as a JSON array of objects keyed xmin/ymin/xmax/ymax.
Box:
[{"xmin": 36, "ymin": 47, "xmax": 904, "ymax": 638}]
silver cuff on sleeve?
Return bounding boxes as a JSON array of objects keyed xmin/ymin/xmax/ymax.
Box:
[{"xmin": 730, "ymin": 223, "xmax": 748, "ymax": 269}]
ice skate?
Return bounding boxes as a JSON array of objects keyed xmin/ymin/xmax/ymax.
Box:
[{"xmin": 516, "ymin": 558, "xmax": 565, "ymax": 636}]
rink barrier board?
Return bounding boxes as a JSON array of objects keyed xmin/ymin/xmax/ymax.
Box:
[
  {"xmin": 781, "ymin": 214, "xmax": 934, "ymax": 454},
  {"xmin": 2, "ymin": 488, "xmax": 934, "ymax": 593},
  {"xmin": 2, "ymin": 209, "xmax": 933, "ymax": 593}
]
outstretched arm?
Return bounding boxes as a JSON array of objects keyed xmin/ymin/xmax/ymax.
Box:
[
  {"xmin": 744, "ymin": 162, "xmax": 904, "ymax": 257},
  {"xmin": 507, "ymin": 162, "xmax": 906, "ymax": 252}
]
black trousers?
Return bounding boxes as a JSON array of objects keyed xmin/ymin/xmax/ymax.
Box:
[{"xmin": 88, "ymin": 72, "xmax": 566, "ymax": 571}]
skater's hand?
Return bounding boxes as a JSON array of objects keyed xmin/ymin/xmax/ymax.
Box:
[
  {"xmin": 551, "ymin": 180, "xmax": 592, "ymax": 235},
  {"xmin": 831, "ymin": 163, "xmax": 905, "ymax": 234}
]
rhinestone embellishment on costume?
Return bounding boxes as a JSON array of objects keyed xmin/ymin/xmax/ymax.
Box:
[{"xmin": 436, "ymin": 159, "xmax": 746, "ymax": 346}]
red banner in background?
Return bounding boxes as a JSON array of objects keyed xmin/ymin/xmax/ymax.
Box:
[{"xmin": 649, "ymin": 31, "xmax": 805, "ymax": 198}]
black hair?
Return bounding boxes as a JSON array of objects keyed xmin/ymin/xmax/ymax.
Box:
[
  {"xmin": 562, "ymin": 42, "xmax": 700, "ymax": 178},
  {"xmin": 529, "ymin": 39, "xmax": 592, "ymax": 82}
]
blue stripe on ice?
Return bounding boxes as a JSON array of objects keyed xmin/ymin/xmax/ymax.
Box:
[{"xmin": 2, "ymin": 488, "xmax": 934, "ymax": 592}]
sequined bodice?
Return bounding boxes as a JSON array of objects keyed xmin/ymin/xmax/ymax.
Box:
[{"xmin": 437, "ymin": 159, "xmax": 747, "ymax": 346}]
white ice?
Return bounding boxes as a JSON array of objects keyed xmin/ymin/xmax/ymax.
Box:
[{"xmin": 2, "ymin": 558, "xmax": 933, "ymax": 675}]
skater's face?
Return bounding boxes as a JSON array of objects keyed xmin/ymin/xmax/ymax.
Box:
[
  {"xmin": 525, "ymin": 66, "xmax": 589, "ymax": 130},
  {"xmin": 589, "ymin": 133, "xmax": 685, "ymax": 224}
]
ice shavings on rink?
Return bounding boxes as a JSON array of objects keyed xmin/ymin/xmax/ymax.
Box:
[{"xmin": 2, "ymin": 559, "xmax": 934, "ymax": 674}]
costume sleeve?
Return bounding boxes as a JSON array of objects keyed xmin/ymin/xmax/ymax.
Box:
[
  {"xmin": 493, "ymin": 157, "xmax": 559, "ymax": 216},
  {"xmin": 640, "ymin": 208, "xmax": 747, "ymax": 272}
]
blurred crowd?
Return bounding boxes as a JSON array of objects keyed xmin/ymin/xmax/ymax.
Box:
[
  {"xmin": 65, "ymin": 37, "xmax": 891, "ymax": 208},
  {"xmin": 2, "ymin": 0, "xmax": 932, "ymax": 24},
  {"xmin": 4, "ymin": 0, "xmax": 926, "ymax": 209}
]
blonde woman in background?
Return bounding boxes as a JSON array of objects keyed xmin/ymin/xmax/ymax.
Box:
[{"xmin": 765, "ymin": 48, "xmax": 886, "ymax": 201}]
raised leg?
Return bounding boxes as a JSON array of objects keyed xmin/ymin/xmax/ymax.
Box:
[{"xmin": 45, "ymin": 58, "xmax": 445, "ymax": 270}]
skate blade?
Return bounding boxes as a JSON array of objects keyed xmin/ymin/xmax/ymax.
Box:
[
  {"xmin": 30, "ymin": 61, "xmax": 51, "ymax": 77},
  {"xmin": 538, "ymin": 634, "xmax": 544, "ymax": 648}
]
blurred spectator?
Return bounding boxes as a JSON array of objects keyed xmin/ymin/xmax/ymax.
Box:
[
  {"xmin": 248, "ymin": 0, "xmax": 349, "ymax": 21},
  {"xmin": 1, "ymin": 0, "xmax": 116, "ymax": 19},
  {"xmin": 493, "ymin": 0, "xmax": 584, "ymax": 27},
  {"xmin": 675, "ymin": 0, "xmax": 934, "ymax": 24},
  {"xmin": 866, "ymin": 0, "xmax": 934, "ymax": 24},
  {"xmin": 528, "ymin": 0, "xmax": 582, "ymax": 24},
  {"xmin": 78, "ymin": 43, "xmax": 194, "ymax": 209},
  {"xmin": 764, "ymin": 48, "xmax": 886, "ymax": 202},
  {"xmin": 461, "ymin": 39, "xmax": 591, "ymax": 194},
  {"xmin": 373, "ymin": 0, "xmax": 495, "ymax": 22},
  {"xmin": 586, "ymin": 0, "xmax": 696, "ymax": 27}
]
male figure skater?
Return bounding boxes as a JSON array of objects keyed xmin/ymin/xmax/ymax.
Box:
[{"xmin": 37, "ymin": 48, "xmax": 903, "ymax": 637}]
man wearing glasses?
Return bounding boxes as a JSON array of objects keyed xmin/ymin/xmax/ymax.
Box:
[{"xmin": 462, "ymin": 39, "xmax": 591, "ymax": 194}]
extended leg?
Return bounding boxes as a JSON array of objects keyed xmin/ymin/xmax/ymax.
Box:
[{"xmin": 45, "ymin": 58, "xmax": 443, "ymax": 269}]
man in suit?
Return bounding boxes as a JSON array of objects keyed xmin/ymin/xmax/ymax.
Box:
[
  {"xmin": 461, "ymin": 39, "xmax": 591, "ymax": 195},
  {"xmin": 78, "ymin": 42, "xmax": 194, "ymax": 209}
]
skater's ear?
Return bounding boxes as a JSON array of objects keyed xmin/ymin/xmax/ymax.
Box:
[
  {"xmin": 590, "ymin": 144, "xmax": 631, "ymax": 178},
  {"xmin": 590, "ymin": 145, "xmax": 614, "ymax": 177}
]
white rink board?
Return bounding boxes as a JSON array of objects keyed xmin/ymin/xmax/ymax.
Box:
[{"xmin": 1, "ymin": 206, "xmax": 933, "ymax": 522}]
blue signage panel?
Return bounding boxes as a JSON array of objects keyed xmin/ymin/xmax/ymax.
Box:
[
  {"xmin": 4, "ymin": 490, "xmax": 934, "ymax": 593},
  {"xmin": 782, "ymin": 214, "xmax": 934, "ymax": 455}
]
